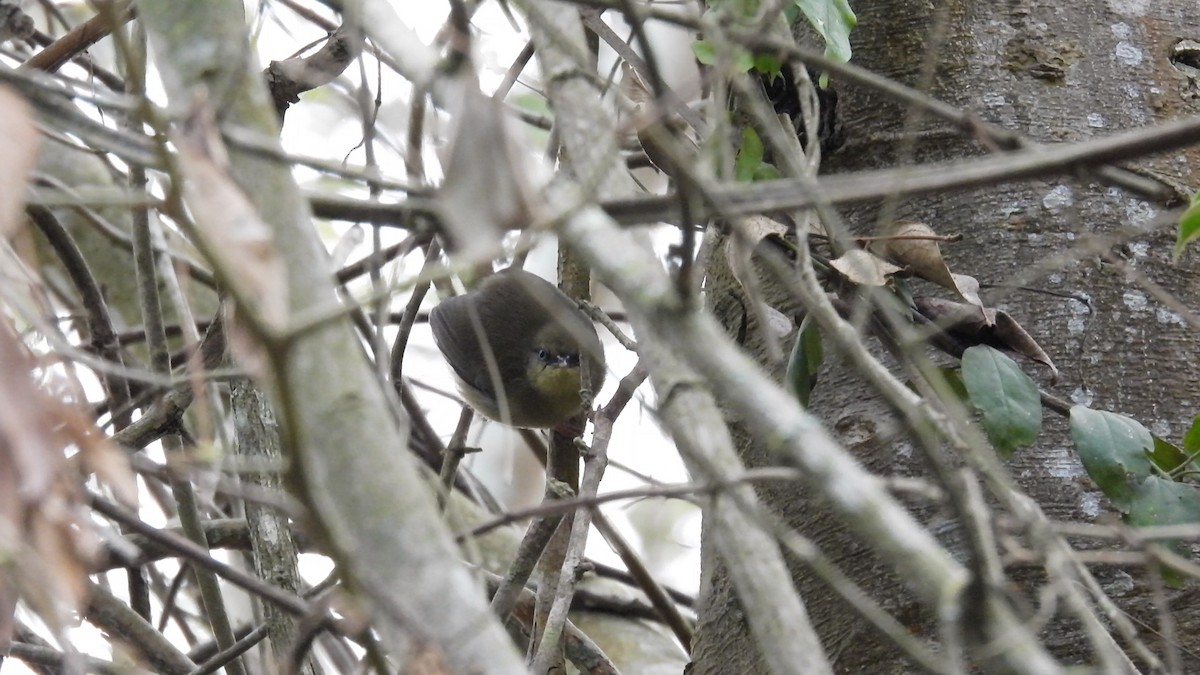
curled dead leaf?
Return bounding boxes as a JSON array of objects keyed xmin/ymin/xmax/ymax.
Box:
[
  {"xmin": 725, "ymin": 217, "xmax": 790, "ymax": 361},
  {"xmin": 830, "ymin": 249, "xmax": 903, "ymax": 287},
  {"xmin": 437, "ymin": 77, "xmax": 541, "ymax": 262},
  {"xmin": 914, "ymin": 297, "xmax": 1058, "ymax": 381},
  {"xmin": 879, "ymin": 222, "xmax": 956, "ymax": 288},
  {"xmin": 950, "ymin": 273, "xmax": 981, "ymax": 306},
  {"xmin": 174, "ymin": 100, "xmax": 288, "ymax": 379},
  {"xmin": 739, "ymin": 215, "xmax": 789, "ymax": 243},
  {"xmin": 880, "ymin": 222, "xmax": 992, "ymax": 319},
  {"xmin": 761, "ymin": 303, "xmax": 794, "ymax": 340},
  {"xmin": 0, "ymin": 337, "xmax": 63, "ymax": 504},
  {"xmin": 76, "ymin": 431, "xmax": 138, "ymax": 509},
  {"xmin": 0, "ymin": 86, "xmax": 39, "ymax": 238},
  {"xmin": 175, "ymin": 103, "xmax": 288, "ymax": 331},
  {"xmin": 949, "ymin": 273, "xmax": 992, "ymax": 326},
  {"xmin": 0, "ymin": 317, "xmax": 106, "ymax": 646},
  {"xmin": 26, "ymin": 502, "xmax": 92, "ymax": 632},
  {"xmin": 725, "ymin": 216, "xmax": 789, "ymax": 287}
]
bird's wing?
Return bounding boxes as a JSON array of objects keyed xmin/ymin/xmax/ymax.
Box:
[{"xmin": 429, "ymin": 297, "xmax": 497, "ymax": 399}]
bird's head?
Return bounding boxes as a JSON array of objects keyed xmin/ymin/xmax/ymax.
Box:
[{"xmin": 525, "ymin": 325, "xmax": 587, "ymax": 411}]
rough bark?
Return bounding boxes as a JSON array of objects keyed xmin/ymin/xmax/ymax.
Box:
[{"xmin": 693, "ymin": 0, "xmax": 1200, "ymax": 672}]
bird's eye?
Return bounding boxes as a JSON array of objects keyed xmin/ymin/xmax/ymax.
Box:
[{"xmin": 537, "ymin": 348, "xmax": 550, "ymax": 361}]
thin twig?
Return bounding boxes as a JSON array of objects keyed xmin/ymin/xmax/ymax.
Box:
[
  {"xmin": 89, "ymin": 494, "xmax": 312, "ymax": 616},
  {"xmin": 490, "ymin": 480, "xmax": 574, "ymax": 623},
  {"xmin": 591, "ymin": 511, "xmax": 694, "ymax": 652}
]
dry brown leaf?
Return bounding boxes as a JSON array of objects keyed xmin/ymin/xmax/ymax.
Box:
[
  {"xmin": 223, "ymin": 306, "xmax": 270, "ymax": 381},
  {"xmin": 0, "ymin": 329, "xmax": 63, "ymax": 503},
  {"xmin": 437, "ymin": 77, "xmax": 540, "ymax": 262},
  {"xmin": 830, "ymin": 249, "xmax": 903, "ymax": 287},
  {"xmin": 724, "ymin": 216, "xmax": 790, "ymax": 361},
  {"xmin": 26, "ymin": 504, "xmax": 90, "ymax": 630},
  {"xmin": 174, "ymin": 103, "xmax": 288, "ymax": 333},
  {"xmin": 914, "ymin": 297, "xmax": 1057, "ymax": 381},
  {"xmin": 0, "ymin": 317, "xmax": 100, "ymax": 646},
  {"xmin": 949, "ymin": 272, "xmax": 993, "ymax": 326},
  {"xmin": 914, "ymin": 297, "xmax": 986, "ymax": 335},
  {"xmin": 43, "ymin": 390, "xmax": 138, "ymax": 510},
  {"xmin": 0, "ymin": 455, "xmax": 17, "ymax": 648},
  {"xmin": 991, "ymin": 310, "xmax": 1058, "ymax": 381},
  {"xmin": 881, "ymin": 223, "xmax": 991, "ymax": 319},
  {"xmin": 950, "ymin": 273, "xmax": 982, "ymax": 307},
  {"xmin": 0, "ymin": 86, "xmax": 39, "ymax": 238},
  {"xmin": 174, "ymin": 101, "xmax": 288, "ymax": 379},
  {"xmin": 740, "ymin": 215, "xmax": 788, "ymax": 242},
  {"xmin": 879, "ymin": 222, "xmax": 956, "ymax": 288},
  {"xmin": 620, "ymin": 61, "xmax": 653, "ymax": 107},
  {"xmin": 760, "ymin": 303, "xmax": 794, "ymax": 339},
  {"xmin": 725, "ymin": 215, "xmax": 789, "ymax": 288},
  {"xmin": 76, "ymin": 430, "xmax": 138, "ymax": 509}
]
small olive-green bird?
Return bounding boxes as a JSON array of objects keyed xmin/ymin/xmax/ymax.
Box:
[{"xmin": 429, "ymin": 269, "xmax": 606, "ymax": 428}]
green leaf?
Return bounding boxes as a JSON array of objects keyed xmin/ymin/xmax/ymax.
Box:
[
  {"xmin": 794, "ymin": 0, "xmax": 857, "ymax": 65},
  {"xmin": 1150, "ymin": 435, "xmax": 1192, "ymax": 474},
  {"xmin": 1173, "ymin": 196, "xmax": 1200, "ymax": 262},
  {"xmin": 735, "ymin": 128, "xmax": 780, "ymax": 182},
  {"xmin": 1183, "ymin": 413, "xmax": 1200, "ymax": 455},
  {"xmin": 735, "ymin": 127, "xmax": 765, "ymax": 182},
  {"xmin": 692, "ymin": 39, "xmax": 755, "ymax": 71},
  {"xmin": 783, "ymin": 2, "xmax": 801, "ymax": 25},
  {"xmin": 1126, "ymin": 476, "xmax": 1200, "ymax": 586},
  {"xmin": 786, "ymin": 316, "xmax": 823, "ymax": 407},
  {"xmin": 752, "ymin": 163, "xmax": 781, "ymax": 181},
  {"xmin": 1129, "ymin": 478, "xmax": 1200, "ymax": 528},
  {"xmin": 511, "ymin": 92, "xmax": 551, "ymax": 117},
  {"xmin": 962, "ymin": 346, "xmax": 1042, "ymax": 458},
  {"xmin": 752, "ymin": 53, "xmax": 783, "ymax": 81},
  {"xmin": 691, "ymin": 40, "xmax": 717, "ymax": 66},
  {"xmin": 1070, "ymin": 406, "xmax": 1156, "ymax": 511}
]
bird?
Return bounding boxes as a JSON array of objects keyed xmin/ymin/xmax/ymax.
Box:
[{"xmin": 429, "ymin": 269, "xmax": 606, "ymax": 429}]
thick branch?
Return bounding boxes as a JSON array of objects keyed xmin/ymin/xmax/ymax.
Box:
[
  {"xmin": 310, "ymin": 112, "xmax": 1200, "ymax": 231},
  {"xmin": 132, "ymin": 2, "xmax": 525, "ymax": 671},
  {"xmin": 516, "ymin": 2, "xmax": 832, "ymax": 672}
]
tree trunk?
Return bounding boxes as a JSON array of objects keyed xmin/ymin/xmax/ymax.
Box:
[{"xmin": 692, "ymin": 1, "xmax": 1200, "ymax": 672}]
